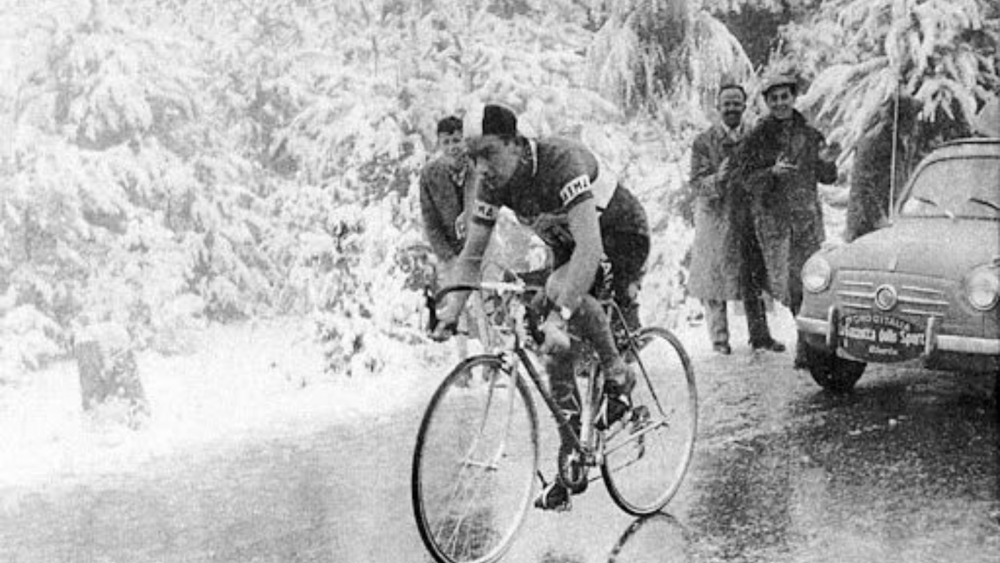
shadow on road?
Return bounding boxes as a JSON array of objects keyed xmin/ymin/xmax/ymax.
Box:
[{"xmin": 605, "ymin": 512, "xmax": 689, "ymax": 563}]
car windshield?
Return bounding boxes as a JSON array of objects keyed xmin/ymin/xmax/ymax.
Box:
[{"xmin": 899, "ymin": 155, "xmax": 1000, "ymax": 220}]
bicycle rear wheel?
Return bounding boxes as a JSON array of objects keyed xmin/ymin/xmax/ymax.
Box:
[
  {"xmin": 412, "ymin": 355, "xmax": 538, "ymax": 563},
  {"xmin": 601, "ymin": 327, "xmax": 697, "ymax": 515}
]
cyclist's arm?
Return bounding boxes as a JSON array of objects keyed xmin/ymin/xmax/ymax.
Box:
[
  {"xmin": 438, "ymin": 201, "xmax": 496, "ymax": 323},
  {"xmin": 450, "ymin": 219, "xmax": 492, "ymax": 286},
  {"xmin": 555, "ymin": 196, "xmax": 603, "ymax": 312}
]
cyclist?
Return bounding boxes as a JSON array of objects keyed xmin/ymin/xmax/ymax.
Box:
[{"xmin": 433, "ymin": 103, "xmax": 650, "ymax": 510}]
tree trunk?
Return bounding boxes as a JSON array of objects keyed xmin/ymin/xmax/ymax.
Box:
[{"xmin": 75, "ymin": 322, "xmax": 149, "ymax": 430}]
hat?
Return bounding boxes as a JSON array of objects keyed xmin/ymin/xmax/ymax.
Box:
[
  {"xmin": 482, "ymin": 104, "xmax": 517, "ymax": 137},
  {"xmin": 761, "ymin": 71, "xmax": 799, "ymax": 97},
  {"xmin": 462, "ymin": 103, "xmax": 518, "ymax": 138}
]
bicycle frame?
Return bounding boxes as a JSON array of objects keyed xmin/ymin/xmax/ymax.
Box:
[
  {"xmin": 431, "ymin": 281, "xmax": 639, "ymax": 461},
  {"xmin": 414, "ymin": 280, "xmax": 698, "ymax": 562}
]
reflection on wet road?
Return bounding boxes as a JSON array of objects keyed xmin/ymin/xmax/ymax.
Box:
[
  {"xmin": 1, "ymin": 347, "xmax": 997, "ymax": 562},
  {"xmin": 686, "ymin": 356, "xmax": 998, "ymax": 563}
]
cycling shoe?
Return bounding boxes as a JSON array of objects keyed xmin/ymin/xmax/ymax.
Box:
[{"xmin": 534, "ymin": 478, "xmax": 572, "ymax": 512}]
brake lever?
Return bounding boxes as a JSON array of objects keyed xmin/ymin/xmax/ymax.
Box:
[{"xmin": 424, "ymin": 285, "xmax": 438, "ymax": 333}]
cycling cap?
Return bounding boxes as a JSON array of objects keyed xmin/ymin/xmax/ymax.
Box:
[
  {"xmin": 463, "ymin": 103, "xmax": 518, "ymax": 139},
  {"xmin": 483, "ymin": 104, "xmax": 517, "ymax": 137}
]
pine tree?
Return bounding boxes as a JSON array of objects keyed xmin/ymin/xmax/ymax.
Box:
[
  {"xmin": 585, "ymin": 0, "xmax": 754, "ymax": 120},
  {"xmin": 783, "ymin": 0, "xmax": 999, "ymax": 154}
]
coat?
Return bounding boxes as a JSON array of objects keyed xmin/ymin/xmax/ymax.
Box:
[
  {"xmin": 686, "ymin": 124, "xmax": 747, "ymax": 301},
  {"xmin": 418, "ymin": 157, "xmax": 474, "ymax": 263},
  {"xmin": 728, "ymin": 111, "xmax": 837, "ymax": 306}
]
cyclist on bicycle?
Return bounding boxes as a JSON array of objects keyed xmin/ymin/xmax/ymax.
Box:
[{"xmin": 434, "ymin": 103, "xmax": 650, "ymax": 510}]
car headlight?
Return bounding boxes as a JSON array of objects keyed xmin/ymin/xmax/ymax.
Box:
[
  {"xmin": 802, "ymin": 256, "xmax": 832, "ymax": 293},
  {"xmin": 964, "ymin": 265, "xmax": 999, "ymax": 311}
]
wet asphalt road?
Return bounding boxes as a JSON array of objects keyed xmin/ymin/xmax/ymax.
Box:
[{"xmin": 1, "ymin": 338, "xmax": 997, "ymax": 563}]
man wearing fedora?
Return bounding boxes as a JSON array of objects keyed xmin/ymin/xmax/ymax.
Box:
[
  {"xmin": 434, "ymin": 103, "xmax": 650, "ymax": 511},
  {"xmin": 727, "ymin": 70, "xmax": 841, "ymax": 368},
  {"xmin": 688, "ymin": 83, "xmax": 785, "ymax": 356}
]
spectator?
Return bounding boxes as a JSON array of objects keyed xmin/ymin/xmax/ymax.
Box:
[
  {"xmin": 420, "ymin": 116, "xmax": 474, "ymax": 265},
  {"xmin": 688, "ymin": 84, "xmax": 784, "ymax": 355},
  {"xmin": 728, "ymin": 70, "xmax": 840, "ymax": 369},
  {"xmin": 418, "ymin": 116, "xmax": 484, "ymax": 363}
]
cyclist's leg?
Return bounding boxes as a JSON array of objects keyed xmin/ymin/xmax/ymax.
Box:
[
  {"xmin": 598, "ymin": 231, "xmax": 651, "ymax": 427},
  {"xmin": 546, "ymin": 265, "xmax": 621, "ymax": 375},
  {"xmin": 604, "ymin": 231, "xmax": 651, "ymax": 334},
  {"xmin": 539, "ymin": 250, "xmax": 580, "ymax": 420}
]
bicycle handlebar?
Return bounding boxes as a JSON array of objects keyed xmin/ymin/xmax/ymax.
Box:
[
  {"xmin": 424, "ymin": 278, "xmax": 543, "ymax": 337},
  {"xmin": 431, "ymin": 281, "xmax": 530, "ymax": 306}
]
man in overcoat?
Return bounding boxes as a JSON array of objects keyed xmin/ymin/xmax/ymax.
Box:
[
  {"xmin": 728, "ymin": 71, "xmax": 839, "ymax": 368},
  {"xmin": 688, "ymin": 84, "xmax": 784, "ymax": 355}
]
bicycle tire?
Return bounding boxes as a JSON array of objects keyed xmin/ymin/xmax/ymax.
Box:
[
  {"xmin": 601, "ymin": 327, "xmax": 697, "ymax": 516},
  {"xmin": 412, "ymin": 355, "xmax": 539, "ymax": 563}
]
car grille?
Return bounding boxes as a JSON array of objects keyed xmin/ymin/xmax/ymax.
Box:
[{"xmin": 835, "ymin": 270, "xmax": 952, "ymax": 318}]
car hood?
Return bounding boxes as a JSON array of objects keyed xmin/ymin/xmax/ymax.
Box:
[{"xmin": 828, "ymin": 219, "xmax": 1000, "ymax": 277}]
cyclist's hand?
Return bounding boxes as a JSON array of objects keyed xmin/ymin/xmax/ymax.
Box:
[
  {"xmin": 538, "ymin": 312, "xmax": 571, "ymax": 354},
  {"xmin": 430, "ymin": 320, "xmax": 457, "ymax": 342},
  {"xmin": 431, "ymin": 297, "xmax": 463, "ymax": 341}
]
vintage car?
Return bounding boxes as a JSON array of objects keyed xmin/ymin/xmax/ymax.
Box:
[{"xmin": 796, "ymin": 137, "xmax": 1000, "ymax": 393}]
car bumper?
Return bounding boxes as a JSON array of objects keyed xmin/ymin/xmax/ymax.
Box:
[{"xmin": 797, "ymin": 308, "xmax": 1000, "ymax": 359}]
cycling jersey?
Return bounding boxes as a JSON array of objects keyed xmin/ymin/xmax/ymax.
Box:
[{"xmin": 471, "ymin": 137, "xmax": 648, "ymax": 250}]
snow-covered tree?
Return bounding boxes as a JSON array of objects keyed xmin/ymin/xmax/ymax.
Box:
[
  {"xmin": 2, "ymin": 0, "xmax": 275, "ymax": 377},
  {"xmin": 782, "ymin": 0, "xmax": 999, "ymax": 154},
  {"xmin": 585, "ymin": 0, "xmax": 754, "ymax": 122}
]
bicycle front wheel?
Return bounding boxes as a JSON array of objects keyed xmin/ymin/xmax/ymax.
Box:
[
  {"xmin": 412, "ymin": 355, "xmax": 538, "ymax": 563},
  {"xmin": 602, "ymin": 327, "xmax": 697, "ymax": 515}
]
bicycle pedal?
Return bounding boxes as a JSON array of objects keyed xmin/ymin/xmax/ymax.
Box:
[
  {"xmin": 595, "ymin": 396, "xmax": 630, "ymax": 431},
  {"xmin": 631, "ymin": 405, "xmax": 650, "ymax": 426},
  {"xmin": 534, "ymin": 480, "xmax": 573, "ymax": 512}
]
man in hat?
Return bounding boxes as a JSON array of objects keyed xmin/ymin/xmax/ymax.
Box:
[
  {"xmin": 728, "ymin": 71, "xmax": 840, "ymax": 368},
  {"xmin": 688, "ymin": 83, "xmax": 785, "ymax": 356},
  {"xmin": 435, "ymin": 103, "xmax": 650, "ymax": 511}
]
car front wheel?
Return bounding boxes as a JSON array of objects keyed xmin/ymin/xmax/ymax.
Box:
[{"xmin": 805, "ymin": 345, "xmax": 866, "ymax": 393}]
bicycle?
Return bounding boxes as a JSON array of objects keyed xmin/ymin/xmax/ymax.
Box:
[{"xmin": 411, "ymin": 275, "xmax": 698, "ymax": 563}]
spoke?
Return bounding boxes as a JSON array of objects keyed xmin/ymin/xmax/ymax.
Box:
[
  {"xmin": 431, "ymin": 378, "xmax": 515, "ymax": 560},
  {"xmin": 434, "ymin": 460, "xmax": 476, "ymax": 552},
  {"xmin": 604, "ymin": 419, "xmax": 666, "ymax": 457},
  {"xmin": 442, "ymin": 463, "xmax": 492, "ymax": 559},
  {"xmin": 631, "ymin": 343, "xmax": 667, "ymax": 419}
]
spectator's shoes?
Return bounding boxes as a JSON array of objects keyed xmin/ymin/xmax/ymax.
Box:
[
  {"xmin": 752, "ymin": 338, "xmax": 786, "ymax": 353},
  {"xmin": 712, "ymin": 342, "xmax": 732, "ymax": 355},
  {"xmin": 793, "ymin": 340, "xmax": 809, "ymax": 369}
]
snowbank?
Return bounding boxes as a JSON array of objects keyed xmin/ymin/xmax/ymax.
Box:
[{"xmin": 0, "ymin": 316, "xmax": 438, "ymax": 489}]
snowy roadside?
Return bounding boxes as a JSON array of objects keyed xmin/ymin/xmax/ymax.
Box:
[
  {"xmin": 0, "ymin": 316, "xmax": 446, "ymax": 489},
  {"xmin": 0, "ymin": 299, "xmax": 801, "ymax": 490}
]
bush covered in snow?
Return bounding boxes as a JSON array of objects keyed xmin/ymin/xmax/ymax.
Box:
[{"xmin": 0, "ymin": 0, "xmax": 755, "ymax": 379}]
